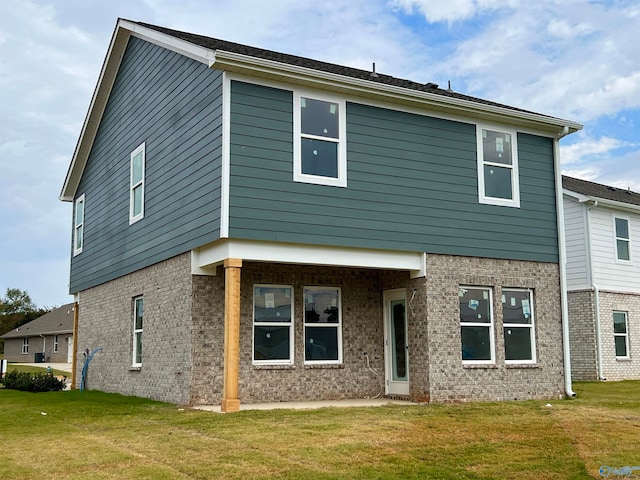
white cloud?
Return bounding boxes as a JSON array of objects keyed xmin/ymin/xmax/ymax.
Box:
[{"xmin": 560, "ymin": 135, "xmax": 630, "ymax": 165}]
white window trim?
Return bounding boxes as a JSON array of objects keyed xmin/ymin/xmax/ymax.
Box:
[
  {"xmin": 613, "ymin": 311, "xmax": 630, "ymax": 359},
  {"xmin": 53, "ymin": 335, "xmax": 59, "ymax": 353},
  {"xmin": 303, "ymin": 286, "xmax": 343, "ymax": 365},
  {"xmin": 252, "ymin": 284, "xmax": 294, "ymax": 365},
  {"xmin": 503, "ymin": 288, "xmax": 537, "ymax": 365},
  {"xmin": 22, "ymin": 337, "xmax": 29, "ymax": 355},
  {"xmin": 293, "ymin": 90, "xmax": 347, "ymax": 188},
  {"xmin": 73, "ymin": 194, "xmax": 85, "ymax": 256},
  {"xmin": 613, "ymin": 215, "xmax": 631, "ymax": 262},
  {"xmin": 132, "ymin": 296, "xmax": 143, "ymax": 367},
  {"xmin": 460, "ymin": 286, "xmax": 495, "ymax": 365},
  {"xmin": 129, "ymin": 142, "xmax": 146, "ymax": 225},
  {"xmin": 476, "ymin": 124, "xmax": 520, "ymax": 208}
]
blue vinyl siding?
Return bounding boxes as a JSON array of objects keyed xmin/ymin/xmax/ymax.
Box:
[
  {"xmin": 70, "ymin": 37, "xmax": 223, "ymax": 293},
  {"xmin": 228, "ymin": 81, "xmax": 558, "ymax": 262}
]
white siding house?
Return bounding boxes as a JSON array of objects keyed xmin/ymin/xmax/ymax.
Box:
[{"xmin": 563, "ymin": 176, "xmax": 640, "ymax": 381}]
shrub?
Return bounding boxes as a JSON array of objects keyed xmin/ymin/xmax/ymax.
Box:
[{"xmin": 1, "ymin": 370, "xmax": 65, "ymax": 392}]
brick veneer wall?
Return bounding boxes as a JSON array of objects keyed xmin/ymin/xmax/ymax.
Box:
[
  {"xmin": 567, "ymin": 290, "xmax": 598, "ymax": 381},
  {"xmin": 598, "ymin": 291, "xmax": 640, "ymax": 380},
  {"xmin": 423, "ymin": 254, "xmax": 565, "ymax": 402},
  {"xmin": 75, "ymin": 253, "xmax": 194, "ymax": 404},
  {"xmin": 75, "ymin": 252, "xmax": 567, "ymax": 405}
]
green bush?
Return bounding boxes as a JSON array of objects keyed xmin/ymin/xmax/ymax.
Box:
[{"xmin": 1, "ymin": 370, "xmax": 65, "ymax": 392}]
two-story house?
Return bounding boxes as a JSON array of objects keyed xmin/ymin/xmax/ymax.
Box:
[
  {"xmin": 60, "ymin": 19, "xmax": 582, "ymax": 411},
  {"xmin": 563, "ymin": 176, "xmax": 640, "ymax": 381}
]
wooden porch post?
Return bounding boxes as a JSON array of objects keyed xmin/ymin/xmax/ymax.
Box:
[{"xmin": 221, "ymin": 258, "xmax": 242, "ymax": 412}]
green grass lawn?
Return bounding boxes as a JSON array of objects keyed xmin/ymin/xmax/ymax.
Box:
[{"xmin": 0, "ymin": 382, "xmax": 638, "ymax": 479}]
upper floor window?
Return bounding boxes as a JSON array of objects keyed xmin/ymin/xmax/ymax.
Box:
[
  {"xmin": 253, "ymin": 285, "xmax": 294, "ymax": 365},
  {"xmin": 477, "ymin": 126, "xmax": 520, "ymax": 208},
  {"xmin": 293, "ymin": 92, "xmax": 346, "ymax": 188},
  {"xmin": 613, "ymin": 311, "xmax": 629, "ymax": 358},
  {"xmin": 129, "ymin": 143, "xmax": 145, "ymax": 224},
  {"xmin": 73, "ymin": 194, "xmax": 85, "ymax": 255},
  {"xmin": 304, "ymin": 286, "xmax": 342, "ymax": 364},
  {"xmin": 614, "ymin": 217, "xmax": 630, "ymax": 261},
  {"xmin": 502, "ymin": 288, "xmax": 536, "ymax": 364},
  {"xmin": 459, "ymin": 286, "xmax": 495, "ymax": 364},
  {"xmin": 132, "ymin": 296, "xmax": 144, "ymax": 367}
]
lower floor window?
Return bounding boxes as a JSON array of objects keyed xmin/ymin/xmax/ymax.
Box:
[
  {"xmin": 54, "ymin": 335, "xmax": 59, "ymax": 353},
  {"xmin": 22, "ymin": 338, "xmax": 29, "ymax": 354},
  {"xmin": 253, "ymin": 285, "xmax": 294, "ymax": 364},
  {"xmin": 304, "ymin": 286, "xmax": 342, "ymax": 363},
  {"xmin": 502, "ymin": 289, "xmax": 536, "ymax": 363},
  {"xmin": 459, "ymin": 286, "xmax": 494, "ymax": 363},
  {"xmin": 132, "ymin": 296, "xmax": 143, "ymax": 366},
  {"xmin": 613, "ymin": 311, "xmax": 629, "ymax": 358}
]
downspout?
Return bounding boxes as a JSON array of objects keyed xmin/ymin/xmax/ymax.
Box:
[
  {"xmin": 39, "ymin": 334, "xmax": 46, "ymax": 360},
  {"xmin": 586, "ymin": 201, "xmax": 606, "ymax": 380},
  {"xmin": 554, "ymin": 126, "xmax": 576, "ymax": 397}
]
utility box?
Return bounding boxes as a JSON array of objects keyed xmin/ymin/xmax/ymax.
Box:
[{"xmin": 34, "ymin": 353, "xmax": 45, "ymax": 363}]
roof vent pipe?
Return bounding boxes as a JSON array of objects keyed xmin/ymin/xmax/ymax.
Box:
[{"xmin": 370, "ymin": 62, "xmax": 378, "ymax": 78}]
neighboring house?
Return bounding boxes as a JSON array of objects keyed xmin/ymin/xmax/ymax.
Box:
[
  {"xmin": 563, "ymin": 176, "xmax": 640, "ymax": 381},
  {"xmin": 1, "ymin": 303, "xmax": 75, "ymax": 363},
  {"xmin": 59, "ymin": 19, "xmax": 582, "ymax": 411}
]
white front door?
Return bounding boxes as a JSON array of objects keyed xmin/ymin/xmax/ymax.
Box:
[
  {"xmin": 67, "ymin": 337, "xmax": 74, "ymax": 363},
  {"xmin": 383, "ymin": 289, "xmax": 409, "ymax": 395}
]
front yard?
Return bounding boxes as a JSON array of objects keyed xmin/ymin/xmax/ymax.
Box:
[{"xmin": 0, "ymin": 381, "xmax": 638, "ymax": 479}]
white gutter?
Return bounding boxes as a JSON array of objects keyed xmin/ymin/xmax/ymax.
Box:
[
  {"xmin": 554, "ymin": 125, "xmax": 576, "ymax": 397},
  {"xmin": 586, "ymin": 200, "xmax": 606, "ymax": 380}
]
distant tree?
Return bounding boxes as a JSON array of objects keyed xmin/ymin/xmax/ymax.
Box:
[
  {"xmin": 0, "ymin": 288, "xmax": 53, "ymax": 353},
  {"xmin": 0, "ymin": 288, "xmax": 38, "ymax": 315}
]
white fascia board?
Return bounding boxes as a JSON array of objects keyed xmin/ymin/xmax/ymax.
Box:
[
  {"xmin": 122, "ymin": 20, "xmax": 216, "ymax": 66},
  {"xmin": 564, "ymin": 189, "xmax": 640, "ymax": 214},
  {"xmin": 59, "ymin": 20, "xmax": 217, "ymax": 202},
  {"xmin": 562, "ymin": 190, "xmax": 590, "ymax": 203},
  {"xmin": 60, "ymin": 22, "xmax": 131, "ymax": 201},
  {"xmin": 191, "ymin": 239, "xmax": 426, "ymax": 278},
  {"xmin": 213, "ymin": 50, "xmax": 583, "ymax": 135}
]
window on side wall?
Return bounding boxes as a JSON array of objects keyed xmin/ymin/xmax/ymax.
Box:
[
  {"xmin": 614, "ymin": 217, "xmax": 630, "ymax": 261},
  {"xmin": 22, "ymin": 338, "xmax": 29, "ymax": 354},
  {"xmin": 477, "ymin": 125, "xmax": 520, "ymax": 208},
  {"xmin": 129, "ymin": 143, "xmax": 145, "ymax": 224},
  {"xmin": 253, "ymin": 285, "xmax": 294, "ymax": 364},
  {"xmin": 304, "ymin": 286, "xmax": 342, "ymax": 364},
  {"xmin": 613, "ymin": 311, "xmax": 629, "ymax": 358},
  {"xmin": 54, "ymin": 335, "xmax": 59, "ymax": 353},
  {"xmin": 132, "ymin": 296, "xmax": 143, "ymax": 367},
  {"xmin": 73, "ymin": 194, "xmax": 85, "ymax": 255},
  {"xmin": 293, "ymin": 91, "xmax": 347, "ymax": 187},
  {"xmin": 459, "ymin": 286, "xmax": 494, "ymax": 363},
  {"xmin": 502, "ymin": 288, "xmax": 536, "ymax": 363}
]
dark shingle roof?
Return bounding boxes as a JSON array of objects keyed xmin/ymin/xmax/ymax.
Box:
[
  {"xmin": 563, "ymin": 175, "xmax": 640, "ymax": 207},
  {"xmin": 136, "ymin": 21, "xmax": 554, "ymax": 119},
  {"xmin": 1, "ymin": 303, "xmax": 74, "ymax": 339}
]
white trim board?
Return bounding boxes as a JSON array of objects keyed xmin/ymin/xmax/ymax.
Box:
[{"xmin": 191, "ymin": 239, "xmax": 426, "ymax": 278}]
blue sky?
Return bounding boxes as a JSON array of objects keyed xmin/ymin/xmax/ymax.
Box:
[{"xmin": 1, "ymin": 0, "xmax": 639, "ymax": 307}]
